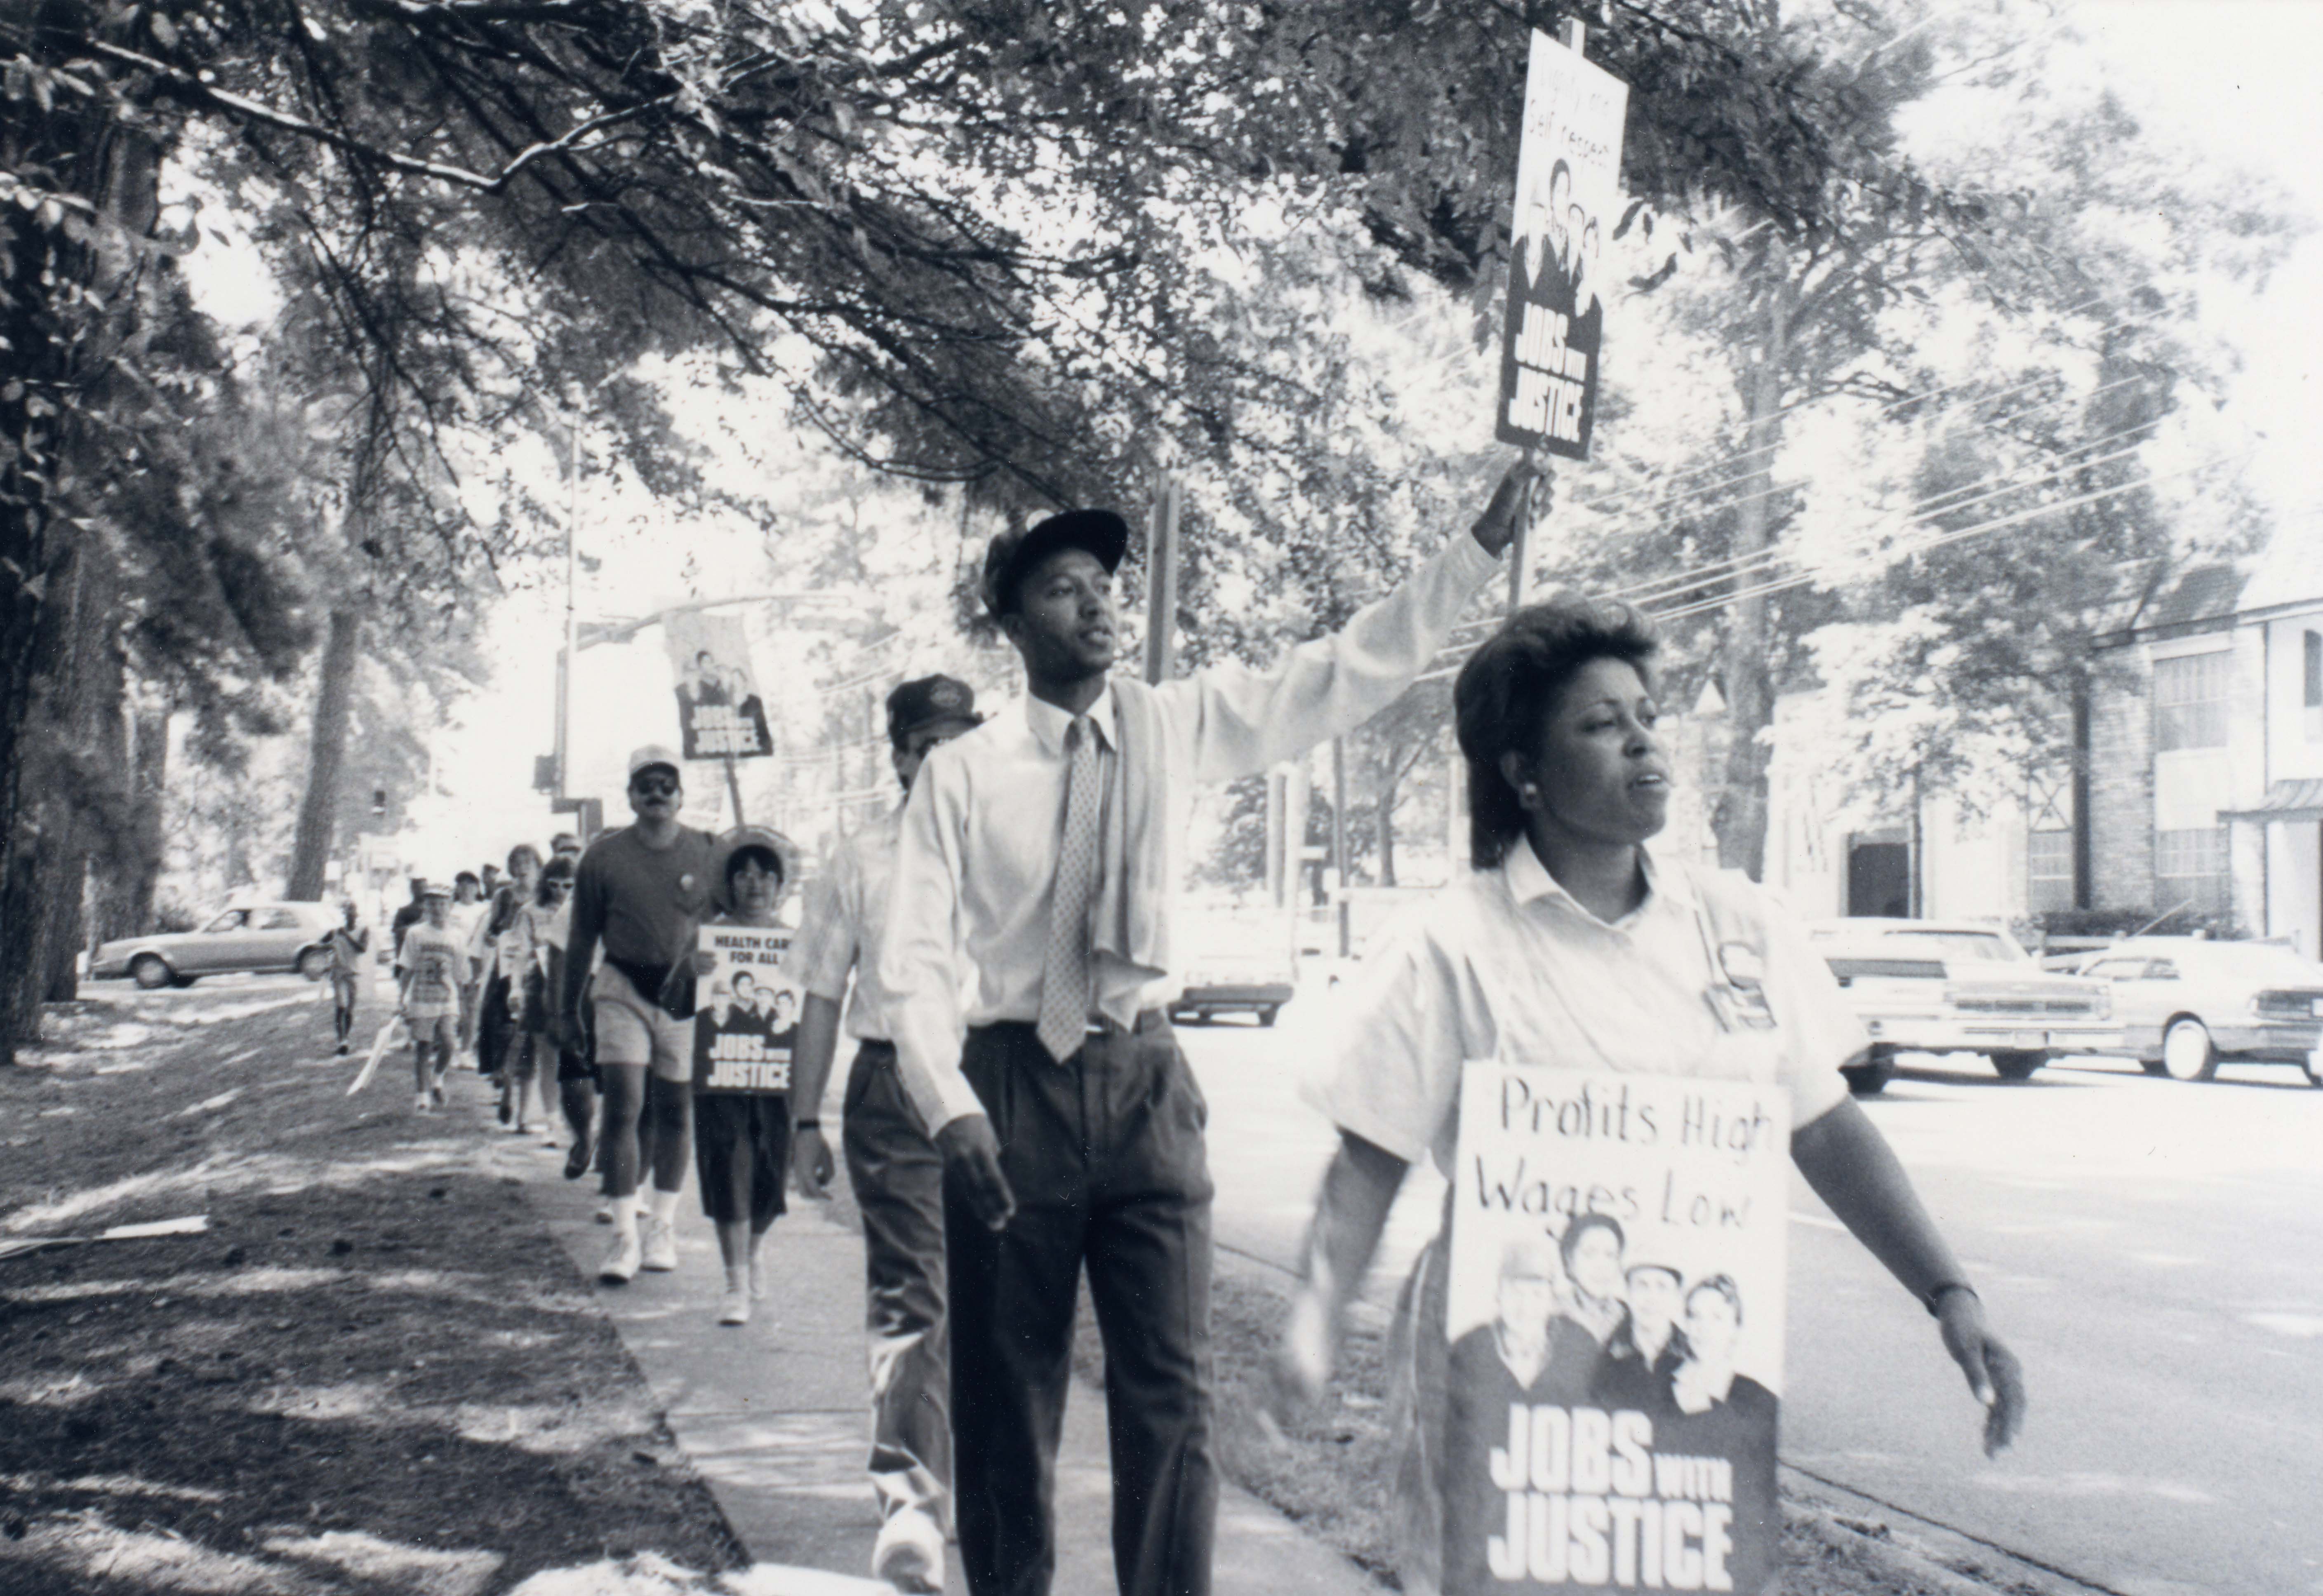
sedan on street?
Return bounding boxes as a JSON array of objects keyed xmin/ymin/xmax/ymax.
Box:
[
  {"xmin": 1805, "ymin": 918, "xmax": 2117, "ymax": 1093},
  {"xmin": 2069, "ymin": 937, "xmax": 2323, "ymax": 1084},
  {"xmin": 92, "ymin": 902, "xmax": 343, "ymax": 989}
]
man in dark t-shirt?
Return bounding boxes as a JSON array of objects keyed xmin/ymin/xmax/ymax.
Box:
[{"xmin": 562, "ymin": 745, "xmax": 719, "ymax": 1283}]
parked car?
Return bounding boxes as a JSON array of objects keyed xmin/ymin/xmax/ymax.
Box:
[
  {"xmin": 1803, "ymin": 918, "xmax": 2118, "ymax": 1094},
  {"xmin": 1170, "ymin": 913, "xmax": 1297, "ymax": 1027},
  {"xmin": 92, "ymin": 902, "xmax": 342, "ymax": 989},
  {"xmin": 2063, "ymin": 937, "xmax": 2323, "ymax": 1084}
]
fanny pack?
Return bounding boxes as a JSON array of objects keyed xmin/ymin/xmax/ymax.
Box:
[{"xmin": 606, "ymin": 954, "xmax": 696, "ymax": 1021}]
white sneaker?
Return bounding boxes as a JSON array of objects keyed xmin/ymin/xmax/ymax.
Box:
[
  {"xmin": 639, "ymin": 1216, "xmax": 678, "ymax": 1272},
  {"xmin": 413, "ymin": 1092, "xmax": 431, "ymax": 1114},
  {"xmin": 717, "ymin": 1285, "xmax": 750, "ymax": 1326},
  {"xmin": 598, "ymin": 1232, "xmax": 642, "ymax": 1284},
  {"xmin": 872, "ymin": 1508, "xmax": 946, "ymax": 1594}
]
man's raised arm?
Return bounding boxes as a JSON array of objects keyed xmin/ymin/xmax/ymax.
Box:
[{"xmin": 1173, "ymin": 462, "xmax": 1543, "ymax": 783}]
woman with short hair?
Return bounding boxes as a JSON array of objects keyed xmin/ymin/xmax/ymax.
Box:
[
  {"xmin": 692, "ymin": 825, "xmax": 804, "ymax": 1327},
  {"xmin": 1272, "ymin": 594, "xmax": 2026, "ymax": 1596}
]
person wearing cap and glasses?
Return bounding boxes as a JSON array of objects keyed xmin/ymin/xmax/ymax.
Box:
[
  {"xmin": 787, "ymin": 673, "xmax": 986, "ymax": 1593},
  {"xmin": 878, "ymin": 463, "xmax": 1545, "ymax": 1596},
  {"xmin": 560, "ymin": 745, "xmax": 720, "ymax": 1284}
]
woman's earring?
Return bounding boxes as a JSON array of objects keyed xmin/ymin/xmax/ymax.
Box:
[{"xmin": 1520, "ymin": 784, "xmax": 1540, "ymax": 806}]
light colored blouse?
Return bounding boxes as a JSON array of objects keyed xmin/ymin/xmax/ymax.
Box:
[{"xmin": 1308, "ymin": 842, "xmax": 1858, "ymax": 1175}]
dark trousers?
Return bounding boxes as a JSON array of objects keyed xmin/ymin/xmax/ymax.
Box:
[
  {"xmin": 947, "ymin": 1015, "xmax": 1216, "ymax": 1596},
  {"xmin": 843, "ymin": 1041, "xmax": 952, "ymax": 1527}
]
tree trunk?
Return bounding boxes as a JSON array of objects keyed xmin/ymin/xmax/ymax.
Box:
[
  {"xmin": 1375, "ymin": 782, "xmax": 1399, "ymax": 887},
  {"xmin": 96, "ymin": 699, "xmax": 169, "ymax": 942},
  {"xmin": 3, "ymin": 534, "xmax": 126, "ymax": 1037},
  {"xmin": 1712, "ymin": 274, "xmax": 1793, "ymax": 884},
  {"xmin": 0, "ymin": 78, "xmax": 158, "ymax": 1062},
  {"xmin": 287, "ymin": 609, "xmax": 363, "ymax": 901}
]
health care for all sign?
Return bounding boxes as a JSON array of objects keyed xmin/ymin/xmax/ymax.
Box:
[
  {"xmin": 664, "ymin": 610, "xmax": 773, "ymax": 762},
  {"xmin": 1443, "ymin": 1064, "xmax": 1788, "ymax": 1595},
  {"xmin": 691, "ymin": 926, "xmax": 797, "ymax": 1094},
  {"xmin": 1497, "ymin": 29, "xmax": 1629, "ymax": 459}
]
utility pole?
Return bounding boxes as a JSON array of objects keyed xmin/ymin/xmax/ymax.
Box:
[
  {"xmin": 1331, "ymin": 736, "xmax": 1351, "ymax": 957},
  {"xmin": 1144, "ymin": 472, "xmax": 1183, "ymax": 686}
]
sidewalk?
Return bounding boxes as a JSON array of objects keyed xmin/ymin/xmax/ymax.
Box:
[{"xmin": 461, "ymin": 1090, "xmax": 1377, "ymax": 1596}]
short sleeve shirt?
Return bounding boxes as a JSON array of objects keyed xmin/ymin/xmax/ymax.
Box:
[
  {"xmin": 400, "ymin": 925, "xmax": 471, "ymax": 1019},
  {"xmin": 572, "ymin": 825, "xmax": 719, "ymax": 969},
  {"xmin": 788, "ymin": 807, "xmax": 904, "ymax": 1043},
  {"xmin": 1308, "ymin": 844, "xmax": 1857, "ymax": 1175}
]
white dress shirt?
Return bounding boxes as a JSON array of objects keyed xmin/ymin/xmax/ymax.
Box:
[
  {"xmin": 791, "ymin": 804, "xmax": 907, "ymax": 1044},
  {"xmin": 880, "ymin": 529, "xmax": 1502, "ymax": 1134},
  {"xmin": 1307, "ymin": 841, "xmax": 1858, "ymax": 1177}
]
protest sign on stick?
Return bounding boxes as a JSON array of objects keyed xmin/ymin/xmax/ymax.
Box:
[
  {"xmin": 665, "ymin": 611, "xmax": 774, "ymax": 763},
  {"xmin": 1497, "ymin": 27, "xmax": 1629, "ymax": 460},
  {"xmin": 1438, "ymin": 1062, "xmax": 1789, "ymax": 1595},
  {"xmin": 690, "ymin": 924, "xmax": 797, "ymax": 1095}
]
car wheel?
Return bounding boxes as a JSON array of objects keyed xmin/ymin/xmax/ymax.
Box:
[
  {"xmin": 2159, "ymin": 1017, "xmax": 2218, "ymax": 1082},
  {"xmin": 296, "ymin": 947, "xmax": 331, "ymax": 981},
  {"xmin": 1841, "ymin": 1046, "xmax": 1896, "ymax": 1097},
  {"xmin": 1258, "ymin": 1006, "xmax": 1279, "ymax": 1028},
  {"xmin": 1989, "ymin": 1049, "xmax": 2047, "ymax": 1082},
  {"xmin": 130, "ymin": 954, "xmax": 173, "ymax": 990}
]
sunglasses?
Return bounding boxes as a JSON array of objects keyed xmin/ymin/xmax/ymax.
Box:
[{"xmin": 631, "ymin": 774, "xmax": 680, "ymax": 797}]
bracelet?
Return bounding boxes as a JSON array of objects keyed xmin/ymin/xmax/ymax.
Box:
[
  {"xmin": 794, "ymin": 1119, "xmax": 821, "ymax": 1132},
  {"xmin": 1923, "ymin": 1282, "xmax": 1979, "ymax": 1317}
]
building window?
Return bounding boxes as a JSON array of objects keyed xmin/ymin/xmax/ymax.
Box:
[
  {"xmin": 2153, "ymin": 651, "xmax": 2231, "ymax": 752},
  {"xmin": 2154, "ymin": 827, "xmax": 2229, "ymax": 914},
  {"xmin": 2305, "ymin": 630, "xmax": 2322, "ymax": 741},
  {"xmin": 2027, "ymin": 830, "xmax": 2074, "ymax": 913}
]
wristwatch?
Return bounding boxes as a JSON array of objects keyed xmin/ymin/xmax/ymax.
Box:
[{"xmin": 1923, "ymin": 1282, "xmax": 1979, "ymax": 1317}]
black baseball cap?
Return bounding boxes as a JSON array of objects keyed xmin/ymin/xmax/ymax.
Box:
[
  {"xmin": 886, "ymin": 675, "xmax": 984, "ymax": 741},
  {"xmin": 981, "ymin": 508, "xmax": 1131, "ymax": 618}
]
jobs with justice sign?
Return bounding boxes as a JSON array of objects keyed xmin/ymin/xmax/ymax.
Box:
[
  {"xmin": 690, "ymin": 926, "xmax": 797, "ymax": 1094},
  {"xmin": 1439, "ymin": 1062, "xmax": 1788, "ymax": 1594},
  {"xmin": 1496, "ymin": 29, "xmax": 1629, "ymax": 458},
  {"xmin": 664, "ymin": 610, "xmax": 773, "ymax": 762}
]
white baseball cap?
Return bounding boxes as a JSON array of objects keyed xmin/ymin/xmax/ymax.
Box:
[{"xmin": 626, "ymin": 744, "xmax": 683, "ymax": 780}]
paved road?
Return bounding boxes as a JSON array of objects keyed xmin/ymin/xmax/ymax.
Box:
[{"xmin": 1181, "ymin": 998, "xmax": 2323, "ymax": 1596}]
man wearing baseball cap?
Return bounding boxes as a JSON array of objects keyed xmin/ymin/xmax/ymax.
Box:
[
  {"xmin": 787, "ymin": 673, "xmax": 985, "ymax": 1592},
  {"xmin": 560, "ymin": 744, "xmax": 721, "ymax": 1284},
  {"xmin": 879, "ymin": 463, "xmax": 1546, "ymax": 1596}
]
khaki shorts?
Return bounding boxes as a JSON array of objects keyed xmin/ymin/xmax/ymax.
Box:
[
  {"xmin": 590, "ymin": 963, "xmax": 693, "ymax": 1082},
  {"xmin": 405, "ymin": 1012, "xmax": 458, "ymax": 1051}
]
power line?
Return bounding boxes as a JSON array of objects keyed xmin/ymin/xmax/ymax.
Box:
[
  {"xmin": 1652, "ymin": 453, "xmax": 2225, "ymax": 621},
  {"xmin": 1441, "ymin": 401, "xmax": 2167, "ymax": 649},
  {"xmin": 1408, "ymin": 450, "xmax": 2237, "ymax": 685},
  {"xmin": 1559, "ymin": 335, "xmax": 2164, "ymax": 528}
]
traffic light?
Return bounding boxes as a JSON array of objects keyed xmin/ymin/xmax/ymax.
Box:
[{"xmin": 371, "ymin": 788, "xmax": 387, "ymax": 818}]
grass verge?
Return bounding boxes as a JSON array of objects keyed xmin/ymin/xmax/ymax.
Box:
[{"xmin": 0, "ymin": 980, "xmax": 743, "ymax": 1595}]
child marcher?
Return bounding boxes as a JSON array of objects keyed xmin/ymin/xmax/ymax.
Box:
[
  {"xmin": 691, "ymin": 825, "xmax": 801, "ymax": 1326},
  {"xmin": 399, "ymin": 882, "xmax": 471, "ymax": 1112},
  {"xmin": 325, "ymin": 901, "xmax": 370, "ymax": 1057}
]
